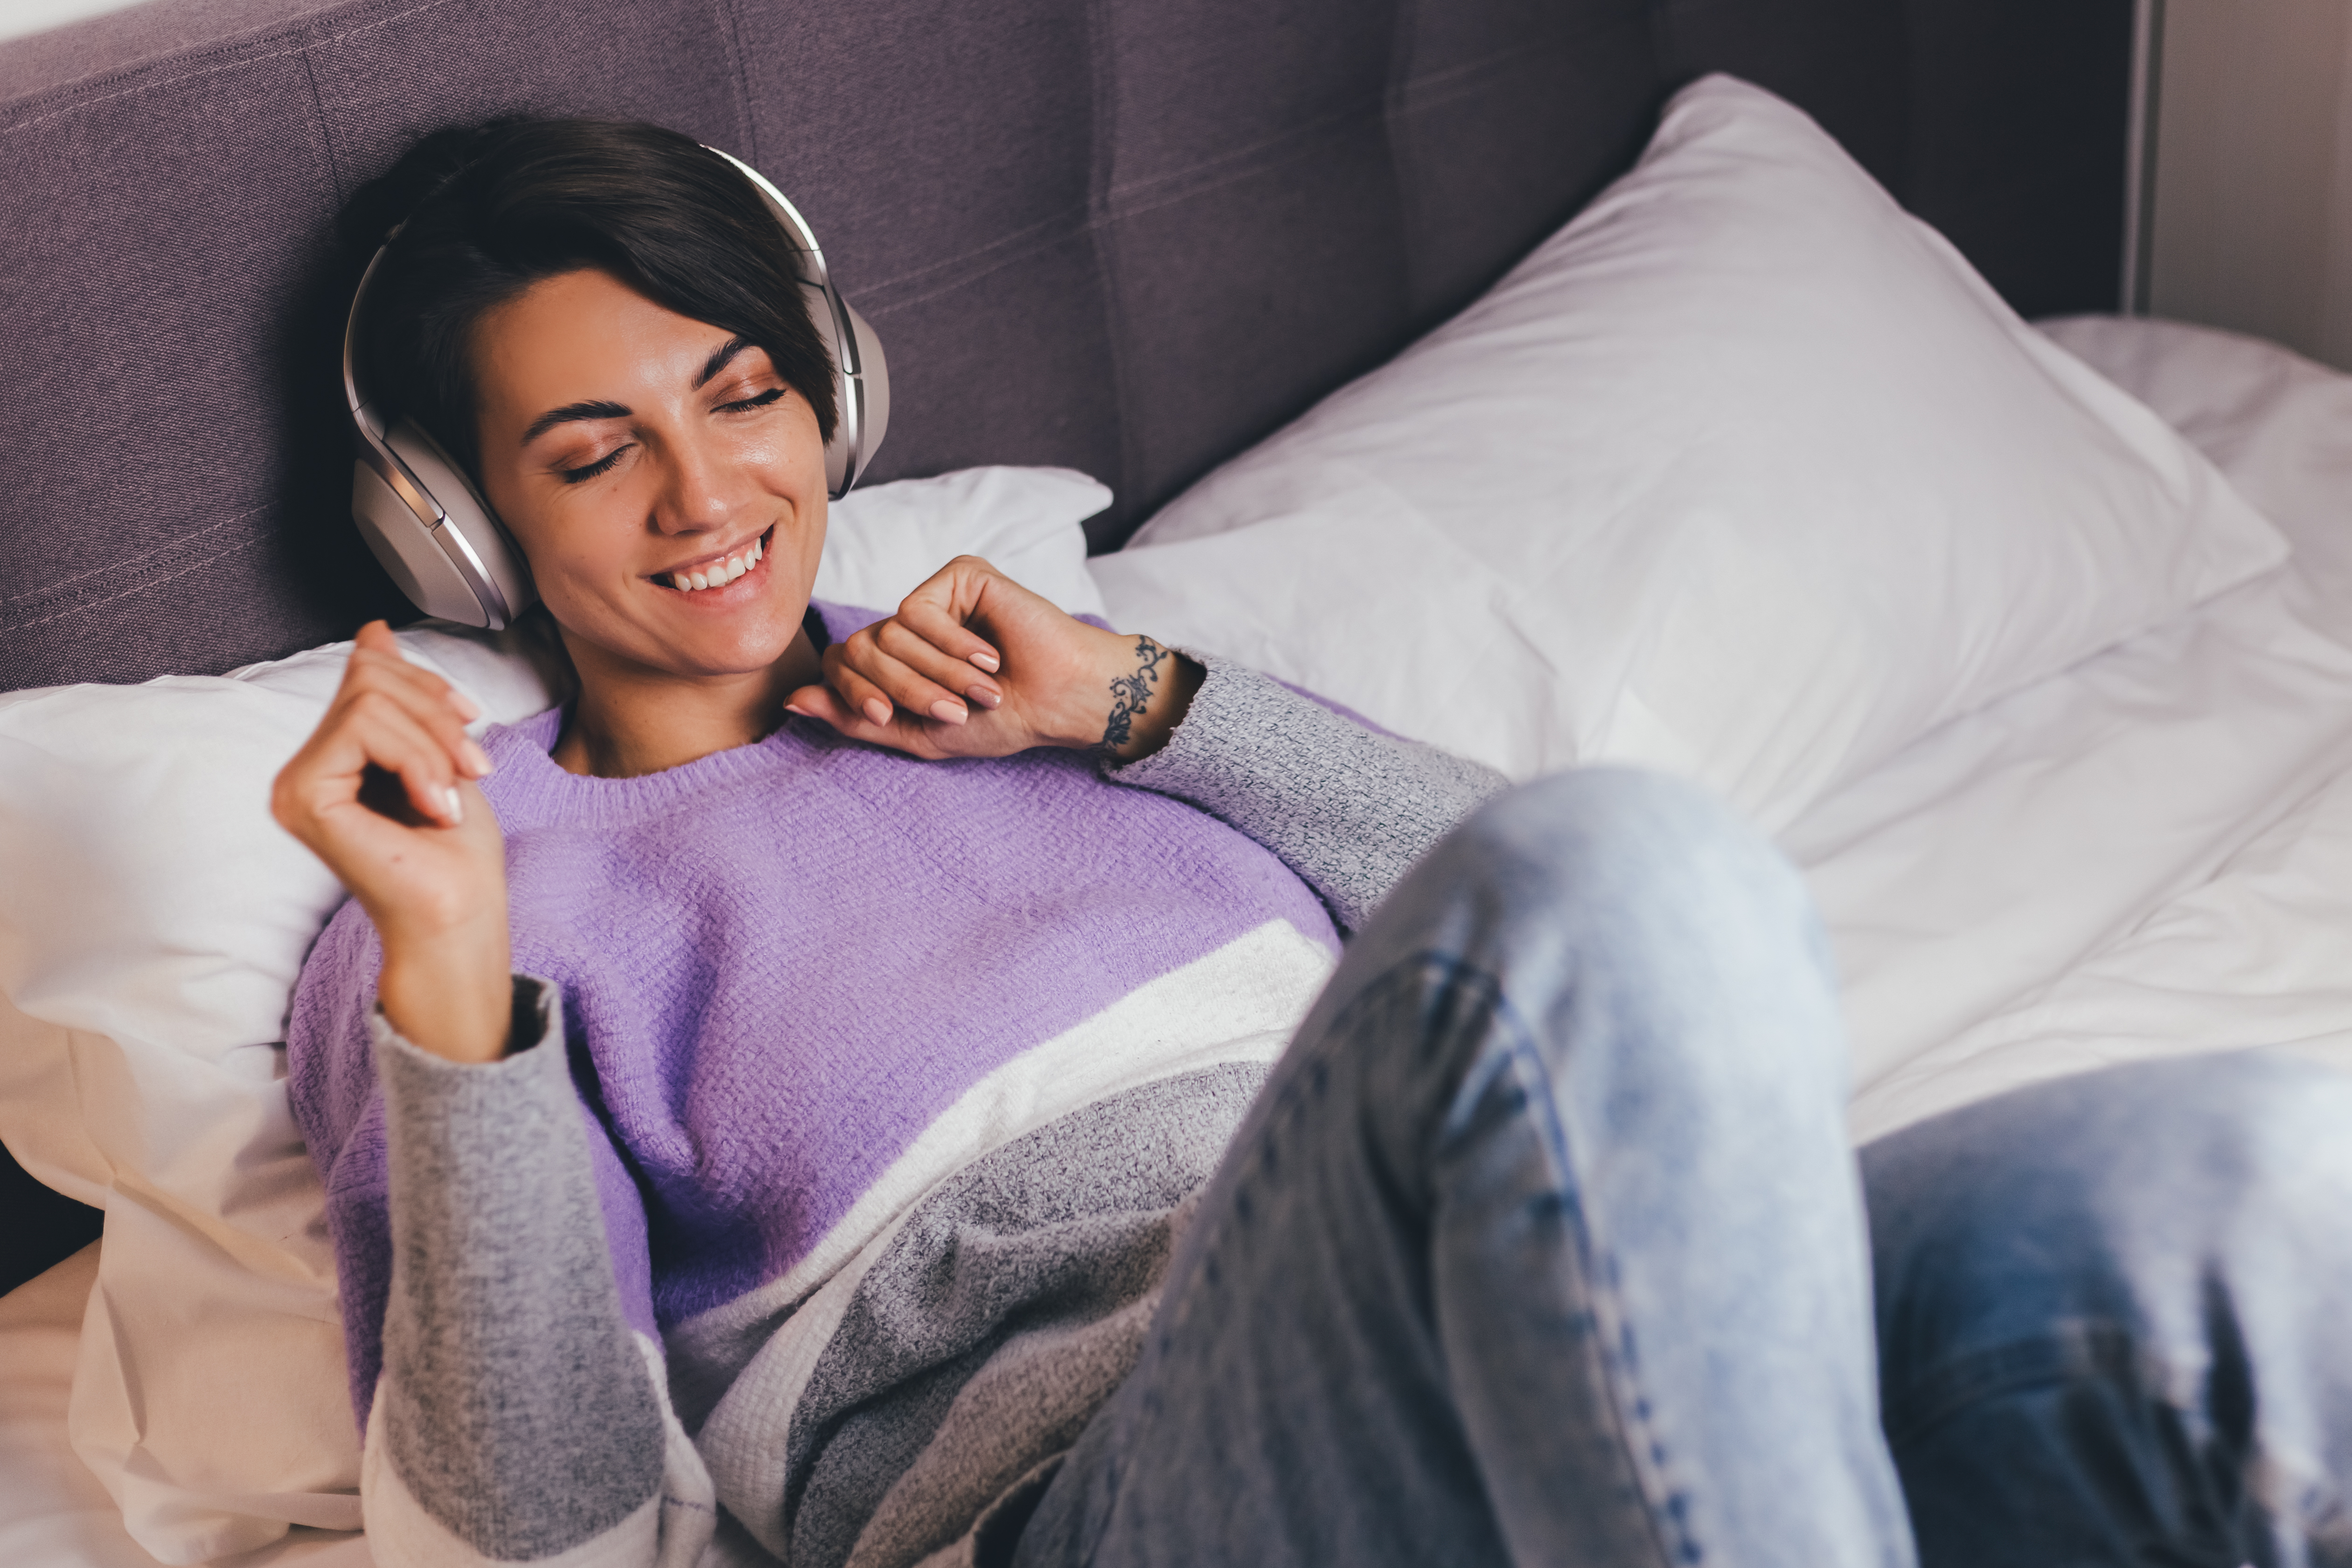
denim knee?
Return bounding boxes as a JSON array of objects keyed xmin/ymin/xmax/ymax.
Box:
[
  {"xmin": 1395, "ymin": 767, "xmax": 1823, "ymax": 973},
  {"xmin": 1440, "ymin": 767, "xmax": 1789, "ymax": 899},
  {"xmin": 1865, "ymin": 1052, "xmax": 2352, "ymax": 1371},
  {"xmin": 1863, "ymin": 1054, "xmax": 2352, "ymax": 1562},
  {"xmin": 1325, "ymin": 766, "xmax": 1845, "ymax": 1147}
]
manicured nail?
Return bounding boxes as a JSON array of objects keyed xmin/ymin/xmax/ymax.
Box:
[
  {"xmin": 442, "ymin": 786, "xmax": 464, "ymax": 824},
  {"xmin": 783, "ymin": 702, "xmax": 810, "ymax": 718},
  {"xmin": 446, "ymin": 689, "xmax": 483, "ymax": 722},
  {"xmin": 929, "ymin": 698, "xmax": 969, "ymax": 725},
  {"xmin": 462, "ymin": 739, "xmax": 494, "ymax": 777},
  {"xmin": 968, "ymin": 650, "xmax": 1001, "ymax": 674},
  {"xmin": 967, "ymin": 685, "xmax": 1002, "ymax": 710},
  {"xmin": 863, "ymin": 697, "xmax": 893, "ymax": 726}
]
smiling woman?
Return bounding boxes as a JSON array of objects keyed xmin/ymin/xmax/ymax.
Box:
[{"xmin": 264, "ymin": 113, "xmax": 2352, "ymax": 1568}]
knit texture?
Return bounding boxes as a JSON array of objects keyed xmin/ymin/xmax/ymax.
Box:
[
  {"xmin": 1108, "ymin": 658, "xmax": 1510, "ymax": 933},
  {"xmin": 373, "ymin": 982, "xmax": 667, "ymax": 1560}
]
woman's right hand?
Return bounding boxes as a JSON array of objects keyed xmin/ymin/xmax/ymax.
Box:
[{"xmin": 271, "ymin": 620, "xmax": 515, "ymax": 1063}]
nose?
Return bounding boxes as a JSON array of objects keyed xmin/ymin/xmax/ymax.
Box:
[{"xmin": 648, "ymin": 426, "xmax": 750, "ymax": 537}]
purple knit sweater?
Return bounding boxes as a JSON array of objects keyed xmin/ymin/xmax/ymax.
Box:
[{"xmin": 289, "ymin": 605, "xmax": 1340, "ymax": 1422}]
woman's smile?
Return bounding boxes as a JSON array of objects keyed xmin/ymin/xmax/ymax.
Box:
[{"xmin": 653, "ymin": 523, "xmax": 773, "ymax": 596}]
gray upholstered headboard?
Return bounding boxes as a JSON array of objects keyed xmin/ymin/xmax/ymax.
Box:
[{"xmin": 0, "ymin": 0, "xmax": 2134, "ymax": 696}]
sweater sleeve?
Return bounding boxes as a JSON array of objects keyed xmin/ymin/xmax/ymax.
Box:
[
  {"xmin": 361, "ymin": 977, "xmax": 715, "ymax": 1568},
  {"xmin": 1104, "ymin": 655, "xmax": 1510, "ymax": 934}
]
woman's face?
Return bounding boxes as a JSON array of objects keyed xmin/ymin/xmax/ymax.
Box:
[{"xmin": 469, "ymin": 267, "xmax": 827, "ymax": 681}]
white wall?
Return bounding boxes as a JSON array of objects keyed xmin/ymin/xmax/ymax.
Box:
[
  {"xmin": 2148, "ymin": 0, "xmax": 2352, "ymax": 369},
  {"xmin": 0, "ymin": 0, "xmax": 155, "ymax": 46}
]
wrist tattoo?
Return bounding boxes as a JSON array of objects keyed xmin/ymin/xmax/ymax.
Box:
[{"xmin": 1100, "ymin": 636, "xmax": 1172, "ymax": 753}]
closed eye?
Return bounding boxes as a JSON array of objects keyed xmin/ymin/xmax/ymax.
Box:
[
  {"xmin": 717, "ymin": 387, "xmax": 786, "ymax": 415},
  {"xmin": 557, "ymin": 446, "xmax": 631, "ymax": 485}
]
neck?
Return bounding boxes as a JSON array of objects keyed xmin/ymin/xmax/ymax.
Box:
[{"xmin": 552, "ymin": 623, "xmax": 825, "ymax": 779}]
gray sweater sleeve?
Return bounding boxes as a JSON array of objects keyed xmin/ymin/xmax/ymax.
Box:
[
  {"xmin": 371, "ymin": 978, "xmax": 667, "ymax": 1561},
  {"xmin": 1105, "ymin": 655, "xmax": 1510, "ymax": 934}
]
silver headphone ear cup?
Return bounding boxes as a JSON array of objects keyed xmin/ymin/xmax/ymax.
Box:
[
  {"xmin": 818, "ymin": 291, "xmax": 890, "ymax": 498},
  {"xmin": 351, "ymin": 458, "xmax": 486, "ymax": 623},
  {"xmin": 844, "ymin": 300, "xmax": 888, "ymax": 480},
  {"xmin": 814, "ymin": 282, "xmax": 856, "ymax": 498},
  {"xmin": 383, "ymin": 420, "xmax": 536, "ymax": 627}
]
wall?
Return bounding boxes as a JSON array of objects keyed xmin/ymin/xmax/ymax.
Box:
[{"xmin": 2147, "ymin": 0, "xmax": 2352, "ymax": 369}]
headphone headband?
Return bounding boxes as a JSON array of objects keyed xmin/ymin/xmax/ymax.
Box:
[{"xmin": 341, "ymin": 144, "xmax": 889, "ymax": 629}]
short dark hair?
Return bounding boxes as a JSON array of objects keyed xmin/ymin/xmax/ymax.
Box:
[{"xmin": 342, "ymin": 117, "xmax": 838, "ymax": 481}]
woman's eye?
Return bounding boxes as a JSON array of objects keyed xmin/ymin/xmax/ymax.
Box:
[
  {"xmin": 717, "ymin": 387, "xmax": 786, "ymax": 415},
  {"xmin": 557, "ymin": 446, "xmax": 630, "ymax": 485}
]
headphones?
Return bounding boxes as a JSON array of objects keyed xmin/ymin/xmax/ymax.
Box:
[{"xmin": 341, "ymin": 146, "xmax": 889, "ymax": 629}]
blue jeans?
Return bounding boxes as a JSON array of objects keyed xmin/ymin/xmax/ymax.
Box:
[{"xmin": 1011, "ymin": 770, "xmax": 2352, "ymax": 1566}]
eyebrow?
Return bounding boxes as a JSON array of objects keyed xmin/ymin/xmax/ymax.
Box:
[
  {"xmin": 516, "ymin": 337, "xmax": 754, "ymax": 447},
  {"xmin": 695, "ymin": 335, "xmax": 751, "ymax": 390},
  {"xmin": 520, "ymin": 400, "xmax": 630, "ymax": 447}
]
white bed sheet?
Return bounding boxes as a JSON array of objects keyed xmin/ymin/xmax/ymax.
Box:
[
  {"xmin": 3, "ymin": 315, "xmax": 2347, "ymax": 1565},
  {"xmin": 0, "ymin": 1246, "xmax": 369, "ymax": 1568}
]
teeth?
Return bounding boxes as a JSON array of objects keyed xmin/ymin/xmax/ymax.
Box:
[{"xmin": 665, "ymin": 537, "xmax": 766, "ymax": 592}]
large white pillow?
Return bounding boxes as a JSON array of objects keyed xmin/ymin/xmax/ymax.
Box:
[
  {"xmin": 0, "ymin": 464, "xmax": 1110, "ymax": 1566},
  {"xmin": 1091, "ymin": 75, "xmax": 2288, "ymax": 831}
]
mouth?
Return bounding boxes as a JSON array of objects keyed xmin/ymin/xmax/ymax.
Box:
[{"xmin": 653, "ymin": 526, "xmax": 773, "ymax": 596}]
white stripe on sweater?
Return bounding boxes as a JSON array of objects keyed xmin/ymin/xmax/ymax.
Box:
[{"xmin": 680, "ymin": 918, "xmax": 1333, "ymax": 1555}]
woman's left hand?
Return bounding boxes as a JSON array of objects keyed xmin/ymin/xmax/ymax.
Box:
[{"xmin": 785, "ymin": 555, "xmax": 1200, "ymax": 762}]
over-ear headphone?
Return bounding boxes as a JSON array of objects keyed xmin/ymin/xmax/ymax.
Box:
[{"xmin": 341, "ymin": 146, "xmax": 890, "ymax": 629}]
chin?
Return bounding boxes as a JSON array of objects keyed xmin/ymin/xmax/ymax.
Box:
[{"xmin": 555, "ymin": 586, "xmax": 814, "ymax": 684}]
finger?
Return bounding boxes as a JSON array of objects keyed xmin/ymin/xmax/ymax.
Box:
[
  {"xmin": 336, "ymin": 652, "xmax": 494, "ymax": 778},
  {"xmin": 893, "ymin": 572, "xmax": 1007, "ymax": 676},
  {"xmin": 822, "ymin": 642, "xmax": 933, "ymax": 728},
  {"xmin": 841, "ymin": 635, "xmax": 974, "ymax": 725},
  {"xmin": 781, "ymin": 683, "xmax": 857, "ymax": 732},
  {"xmin": 347, "ymin": 621, "xmax": 486, "ymax": 726},
  {"xmin": 784, "ymin": 682, "xmax": 949, "ymax": 760},
  {"xmin": 329, "ymin": 690, "xmax": 470, "ymax": 826},
  {"xmin": 348, "ymin": 644, "xmax": 488, "ymax": 733},
  {"xmin": 872, "ymin": 618, "xmax": 1003, "ymax": 711}
]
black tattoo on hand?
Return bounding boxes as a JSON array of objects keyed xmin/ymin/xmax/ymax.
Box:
[{"xmin": 1100, "ymin": 636, "xmax": 1171, "ymax": 753}]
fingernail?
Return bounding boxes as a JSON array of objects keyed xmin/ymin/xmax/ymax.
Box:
[
  {"xmin": 463, "ymin": 739, "xmax": 494, "ymax": 777},
  {"xmin": 968, "ymin": 650, "xmax": 1000, "ymax": 674},
  {"xmin": 442, "ymin": 786, "xmax": 464, "ymax": 824},
  {"xmin": 783, "ymin": 703, "xmax": 810, "ymax": 718},
  {"xmin": 447, "ymin": 689, "xmax": 483, "ymax": 722},
  {"xmin": 929, "ymin": 698, "xmax": 968, "ymax": 725},
  {"xmin": 863, "ymin": 697, "xmax": 893, "ymax": 726},
  {"xmin": 967, "ymin": 684, "xmax": 1002, "ymax": 710}
]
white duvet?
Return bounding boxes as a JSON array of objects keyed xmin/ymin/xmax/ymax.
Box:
[{"xmin": 5, "ymin": 314, "xmax": 2350, "ymax": 1568}]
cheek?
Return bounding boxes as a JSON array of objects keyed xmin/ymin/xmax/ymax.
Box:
[{"xmin": 495, "ymin": 495, "xmax": 633, "ymax": 613}]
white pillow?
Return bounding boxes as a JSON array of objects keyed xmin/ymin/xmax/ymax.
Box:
[
  {"xmin": 0, "ymin": 464, "xmax": 1110, "ymax": 1566},
  {"xmin": 1091, "ymin": 75, "xmax": 2288, "ymax": 831},
  {"xmin": 820, "ymin": 464, "xmax": 1111, "ymax": 620}
]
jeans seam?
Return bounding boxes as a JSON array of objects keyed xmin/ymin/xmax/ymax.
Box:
[{"xmin": 1414, "ymin": 953, "xmax": 1691, "ymax": 1568}]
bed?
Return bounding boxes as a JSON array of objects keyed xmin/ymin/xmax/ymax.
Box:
[{"xmin": 13, "ymin": 0, "xmax": 2351, "ymax": 1564}]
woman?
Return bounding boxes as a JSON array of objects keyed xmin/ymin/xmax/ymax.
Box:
[{"xmin": 277, "ymin": 118, "xmax": 2352, "ymax": 1568}]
